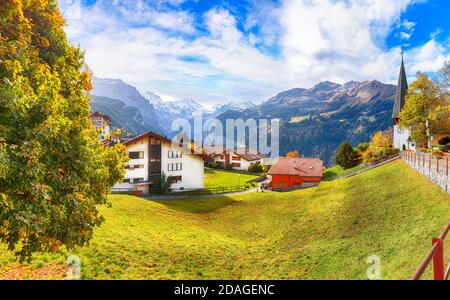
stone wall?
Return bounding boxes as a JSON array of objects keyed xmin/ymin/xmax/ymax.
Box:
[{"xmin": 402, "ymin": 153, "xmax": 450, "ymax": 193}]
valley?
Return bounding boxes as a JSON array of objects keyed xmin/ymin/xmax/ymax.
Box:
[{"xmin": 90, "ymin": 78, "xmax": 396, "ymax": 165}]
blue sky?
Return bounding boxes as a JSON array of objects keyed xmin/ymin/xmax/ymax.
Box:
[{"xmin": 59, "ymin": 0, "xmax": 449, "ymax": 105}]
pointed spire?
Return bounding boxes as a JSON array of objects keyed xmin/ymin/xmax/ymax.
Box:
[{"xmin": 392, "ymin": 52, "xmax": 408, "ymax": 121}]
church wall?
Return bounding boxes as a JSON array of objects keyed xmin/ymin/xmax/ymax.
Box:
[{"xmin": 394, "ymin": 125, "xmax": 413, "ymax": 150}]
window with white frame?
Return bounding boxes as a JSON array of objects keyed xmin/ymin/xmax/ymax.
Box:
[
  {"xmin": 168, "ymin": 151, "xmax": 183, "ymax": 158},
  {"xmin": 168, "ymin": 163, "xmax": 182, "ymax": 171}
]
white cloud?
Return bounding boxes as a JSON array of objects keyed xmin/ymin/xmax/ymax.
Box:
[
  {"xmin": 62, "ymin": 0, "xmax": 450, "ymax": 105},
  {"xmin": 278, "ymin": 0, "xmax": 449, "ymax": 87},
  {"xmin": 396, "ymin": 19, "xmax": 417, "ymax": 40},
  {"xmin": 399, "ymin": 32, "xmax": 412, "ymax": 40},
  {"xmin": 402, "ymin": 20, "xmax": 417, "ymax": 30}
]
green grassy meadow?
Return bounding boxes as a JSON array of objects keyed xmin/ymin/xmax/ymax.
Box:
[
  {"xmin": 1, "ymin": 160, "xmax": 449, "ymax": 279},
  {"xmin": 203, "ymin": 169, "xmax": 260, "ymax": 190}
]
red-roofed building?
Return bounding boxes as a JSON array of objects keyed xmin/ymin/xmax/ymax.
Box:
[
  {"xmin": 204, "ymin": 146, "xmax": 264, "ymax": 171},
  {"xmin": 112, "ymin": 131, "xmax": 205, "ymax": 194},
  {"xmin": 268, "ymin": 157, "xmax": 324, "ymax": 191}
]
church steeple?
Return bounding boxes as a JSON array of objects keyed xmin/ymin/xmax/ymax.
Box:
[{"xmin": 392, "ymin": 52, "xmax": 408, "ymax": 123}]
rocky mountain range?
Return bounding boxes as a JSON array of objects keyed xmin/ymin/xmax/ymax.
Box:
[
  {"xmin": 89, "ymin": 77, "xmax": 396, "ymax": 166},
  {"xmin": 91, "ymin": 78, "xmax": 162, "ymax": 134},
  {"xmin": 90, "ymin": 77, "xmax": 257, "ymax": 135},
  {"xmin": 216, "ymin": 80, "xmax": 396, "ymax": 165}
]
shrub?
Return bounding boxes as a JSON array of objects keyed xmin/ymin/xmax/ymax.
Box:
[
  {"xmin": 224, "ymin": 164, "xmax": 233, "ymax": 170},
  {"xmin": 248, "ymin": 162, "xmax": 265, "ymax": 173},
  {"xmin": 362, "ymin": 147, "xmax": 399, "ymax": 164},
  {"xmin": 418, "ymin": 148, "xmax": 431, "ymax": 154},
  {"xmin": 433, "ymin": 150, "xmax": 444, "ymax": 158},
  {"xmin": 438, "ymin": 136, "xmax": 450, "ymax": 146},
  {"xmin": 354, "ymin": 143, "xmax": 370, "ymax": 154},
  {"xmin": 208, "ymin": 162, "xmax": 221, "ymax": 169},
  {"xmin": 433, "ymin": 145, "xmax": 446, "ymax": 151}
]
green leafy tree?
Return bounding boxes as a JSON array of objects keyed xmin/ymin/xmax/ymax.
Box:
[
  {"xmin": 0, "ymin": 0, "xmax": 126, "ymax": 259},
  {"xmin": 354, "ymin": 143, "xmax": 369, "ymax": 154},
  {"xmin": 248, "ymin": 162, "xmax": 266, "ymax": 173},
  {"xmin": 335, "ymin": 141, "xmax": 358, "ymax": 169},
  {"xmin": 400, "ymin": 73, "xmax": 450, "ymax": 146}
]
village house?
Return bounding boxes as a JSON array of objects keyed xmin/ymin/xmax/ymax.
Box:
[
  {"xmin": 88, "ymin": 112, "xmax": 111, "ymax": 140},
  {"xmin": 268, "ymin": 157, "xmax": 324, "ymax": 191},
  {"xmin": 112, "ymin": 131, "xmax": 205, "ymax": 194},
  {"xmin": 204, "ymin": 146, "xmax": 264, "ymax": 171}
]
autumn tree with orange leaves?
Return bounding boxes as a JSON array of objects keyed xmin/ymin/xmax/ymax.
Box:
[
  {"xmin": 0, "ymin": 0, "xmax": 126, "ymax": 259},
  {"xmin": 286, "ymin": 151, "xmax": 300, "ymax": 158}
]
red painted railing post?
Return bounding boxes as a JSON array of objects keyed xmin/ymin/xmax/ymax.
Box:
[
  {"xmin": 447, "ymin": 156, "xmax": 448, "ymax": 177},
  {"xmin": 432, "ymin": 238, "xmax": 445, "ymax": 280}
]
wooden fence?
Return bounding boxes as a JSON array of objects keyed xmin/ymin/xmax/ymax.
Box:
[
  {"xmin": 401, "ymin": 151, "xmax": 450, "ymax": 193},
  {"xmin": 170, "ymin": 185, "xmax": 249, "ymax": 195},
  {"xmin": 402, "ymin": 151, "xmax": 450, "ymax": 176}
]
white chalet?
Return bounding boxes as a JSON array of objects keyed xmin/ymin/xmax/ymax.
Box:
[
  {"xmin": 113, "ymin": 131, "xmax": 204, "ymax": 194},
  {"xmin": 206, "ymin": 146, "xmax": 264, "ymax": 171},
  {"xmin": 88, "ymin": 112, "xmax": 111, "ymax": 140}
]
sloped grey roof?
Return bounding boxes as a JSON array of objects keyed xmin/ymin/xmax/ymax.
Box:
[{"xmin": 392, "ymin": 55, "xmax": 408, "ymax": 120}]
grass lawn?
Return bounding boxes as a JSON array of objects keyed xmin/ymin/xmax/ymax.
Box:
[
  {"xmin": 1, "ymin": 160, "xmax": 449, "ymax": 279},
  {"xmin": 203, "ymin": 169, "xmax": 260, "ymax": 190}
]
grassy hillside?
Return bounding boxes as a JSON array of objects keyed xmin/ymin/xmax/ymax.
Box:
[
  {"xmin": 1, "ymin": 160, "xmax": 449, "ymax": 279},
  {"xmin": 323, "ymin": 164, "xmax": 368, "ymax": 180}
]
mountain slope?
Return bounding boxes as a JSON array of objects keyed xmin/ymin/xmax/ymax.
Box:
[
  {"xmin": 211, "ymin": 101, "xmax": 256, "ymax": 116},
  {"xmin": 217, "ymin": 80, "xmax": 396, "ymax": 166},
  {"xmin": 91, "ymin": 76, "xmax": 259, "ymax": 137},
  {"xmin": 146, "ymin": 93, "xmax": 211, "ymax": 133},
  {"xmin": 91, "ymin": 78, "xmax": 163, "ymax": 134},
  {"xmin": 90, "ymin": 96, "xmax": 147, "ymax": 134}
]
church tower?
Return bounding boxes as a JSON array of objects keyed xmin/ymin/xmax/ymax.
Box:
[
  {"xmin": 392, "ymin": 53, "xmax": 408, "ymax": 124},
  {"xmin": 393, "ymin": 53, "xmax": 415, "ymax": 150}
]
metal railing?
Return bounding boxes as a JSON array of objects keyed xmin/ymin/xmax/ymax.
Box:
[{"xmin": 412, "ymin": 221, "xmax": 450, "ymax": 280}]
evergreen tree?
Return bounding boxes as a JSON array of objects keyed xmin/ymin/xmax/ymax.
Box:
[
  {"xmin": 335, "ymin": 142, "xmax": 358, "ymax": 169},
  {"xmin": 0, "ymin": 0, "xmax": 126, "ymax": 258}
]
